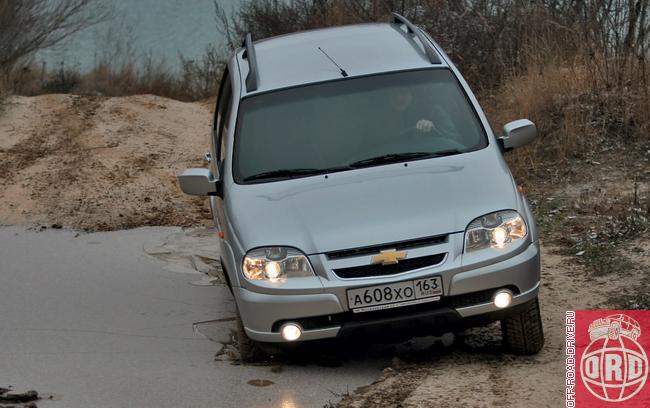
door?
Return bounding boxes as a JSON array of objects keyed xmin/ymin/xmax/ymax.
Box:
[{"xmin": 211, "ymin": 69, "xmax": 233, "ymax": 229}]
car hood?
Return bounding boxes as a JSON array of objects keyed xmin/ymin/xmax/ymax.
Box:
[{"xmin": 227, "ymin": 148, "xmax": 520, "ymax": 255}]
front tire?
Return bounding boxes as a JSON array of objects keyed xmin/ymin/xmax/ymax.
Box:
[
  {"xmin": 501, "ymin": 297, "xmax": 545, "ymax": 355},
  {"xmin": 235, "ymin": 311, "xmax": 266, "ymax": 363},
  {"xmin": 235, "ymin": 310, "xmax": 283, "ymax": 362}
]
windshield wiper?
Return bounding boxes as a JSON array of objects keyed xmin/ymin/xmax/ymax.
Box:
[
  {"xmin": 244, "ymin": 168, "xmax": 322, "ymax": 182},
  {"xmin": 431, "ymin": 149, "xmax": 465, "ymax": 157},
  {"xmin": 349, "ymin": 150, "xmax": 463, "ymax": 168},
  {"xmin": 243, "ymin": 166, "xmax": 352, "ymax": 182},
  {"xmin": 243, "ymin": 149, "xmax": 466, "ymax": 181}
]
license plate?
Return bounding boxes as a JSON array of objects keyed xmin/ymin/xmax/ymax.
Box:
[{"xmin": 347, "ymin": 276, "xmax": 443, "ymax": 313}]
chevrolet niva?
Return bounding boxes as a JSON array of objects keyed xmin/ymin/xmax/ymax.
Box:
[{"xmin": 179, "ymin": 13, "xmax": 544, "ymax": 360}]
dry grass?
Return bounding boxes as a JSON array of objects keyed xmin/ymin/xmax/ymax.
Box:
[
  {"xmin": 483, "ymin": 55, "xmax": 650, "ymax": 182},
  {"xmin": 483, "ymin": 61, "xmax": 592, "ymax": 180},
  {"xmin": 480, "ymin": 50, "xmax": 650, "ymax": 293},
  {"xmin": 11, "ymin": 49, "xmax": 224, "ymax": 102}
]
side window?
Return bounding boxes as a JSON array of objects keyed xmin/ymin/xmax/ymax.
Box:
[{"xmin": 215, "ymin": 71, "xmax": 233, "ymax": 168}]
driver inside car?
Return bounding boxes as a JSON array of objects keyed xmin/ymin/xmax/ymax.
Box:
[
  {"xmin": 388, "ymin": 88, "xmax": 455, "ymax": 137},
  {"xmin": 389, "ymin": 89, "xmax": 436, "ymax": 134}
]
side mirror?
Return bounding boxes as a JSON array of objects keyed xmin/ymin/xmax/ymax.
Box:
[
  {"xmin": 499, "ymin": 119, "xmax": 537, "ymax": 151},
  {"xmin": 178, "ymin": 168, "xmax": 219, "ymax": 196}
]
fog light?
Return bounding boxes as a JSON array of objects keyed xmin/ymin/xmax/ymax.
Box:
[
  {"xmin": 280, "ymin": 323, "xmax": 302, "ymax": 341},
  {"xmin": 493, "ymin": 289, "xmax": 513, "ymax": 309}
]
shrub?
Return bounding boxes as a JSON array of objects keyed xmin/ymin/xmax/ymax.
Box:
[
  {"xmin": 0, "ymin": 0, "xmax": 105, "ymax": 83},
  {"xmin": 11, "ymin": 46, "xmax": 226, "ymax": 101}
]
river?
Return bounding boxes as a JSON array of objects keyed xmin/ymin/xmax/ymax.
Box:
[{"xmin": 37, "ymin": 0, "xmax": 240, "ymax": 72}]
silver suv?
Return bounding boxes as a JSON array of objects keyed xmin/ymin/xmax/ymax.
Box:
[{"xmin": 179, "ymin": 14, "xmax": 544, "ymax": 359}]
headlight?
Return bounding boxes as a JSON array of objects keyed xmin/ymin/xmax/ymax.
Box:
[
  {"xmin": 464, "ymin": 210, "xmax": 527, "ymax": 253},
  {"xmin": 242, "ymin": 247, "xmax": 314, "ymax": 282}
]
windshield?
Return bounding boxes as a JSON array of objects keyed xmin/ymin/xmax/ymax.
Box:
[{"xmin": 233, "ymin": 68, "xmax": 487, "ymax": 183}]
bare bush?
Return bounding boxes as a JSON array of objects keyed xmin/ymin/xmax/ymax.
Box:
[
  {"xmin": 214, "ymin": 0, "xmax": 354, "ymax": 49},
  {"xmin": 63, "ymin": 58, "xmax": 181, "ymax": 99},
  {"xmin": 216, "ymin": 1, "xmax": 650, "ymax": 89},
  {"xmin": 215, "ymin": 1, "xmax": 575, "ymax": 89},
  {"xmin": 179, "ymin": 44, "xmax": 226, "ymax": 100},
  {"xmin": 0, "ymin": 0, "xmax": 105, "ymax": 85},
  {"xmin": 12, "ymin": 50, "xmax": 224, "ymax": 102}
]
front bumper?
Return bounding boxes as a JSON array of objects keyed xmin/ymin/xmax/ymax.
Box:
[{"xmin": 235, "ymin": 240, "xmax": 540, "ymax": 343}]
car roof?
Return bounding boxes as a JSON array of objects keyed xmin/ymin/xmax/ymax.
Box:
[{"xmin": 234, "ymin": 22, "xmax": 448, "ymax": 97}]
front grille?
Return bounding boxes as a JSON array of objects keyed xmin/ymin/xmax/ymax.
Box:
[
  {"xmin": 326, "ymin": 234, "xmax": 447, "ymax": 260},
  {"xmin": 333, "ymin": 253, "xmax": 446, "ymax": 279}
]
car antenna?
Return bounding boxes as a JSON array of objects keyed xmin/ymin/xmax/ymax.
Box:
[{"xmin": 318, "ymin": 47, "xmax": 348, "ymax": 77}]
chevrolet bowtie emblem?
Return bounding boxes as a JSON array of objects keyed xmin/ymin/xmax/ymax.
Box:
[{"xmin": 371, "ymin": 249, "xmax": 407, "ymax": 265}]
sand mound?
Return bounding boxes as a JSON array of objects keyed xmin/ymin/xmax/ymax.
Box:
[{"xmin": 0, "ymin": 94, "xmax": 213, "ymax": 230}]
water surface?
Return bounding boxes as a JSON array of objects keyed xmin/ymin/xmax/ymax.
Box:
[{"xmin": 37, "ymin": 0, "xmax": 240, "ymax": 71}]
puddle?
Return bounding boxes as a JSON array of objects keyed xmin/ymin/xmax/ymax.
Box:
[
  {"xmin": 141, "ymin": 229, "xmax": 499, "ymax": 371},
  {"xmin": 143, "ymin": 228, "xmax": 225, "ymax": 284},
  {"xmin": 193, "ymin": 317, "xmax": 237, "ymax": 346},
  {"xmin": 247, "ymin": 379, "xmax": 274, "ymax": 387},
  {"xmin": 42, "ymin": 392, "xmax": 62, "ymax": 401},
  {"xmin": 190, "ymin": 275, "xmax": 221, "ymax": 287},
  {"xmin": 203, "ymin": 327, "xmax": 469, "ymax": 370}
]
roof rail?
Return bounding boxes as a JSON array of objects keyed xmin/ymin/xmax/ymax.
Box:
[
  {"xmin": 390, "ymin": 13, "xmax": 441, "ymax": 64},
  {"xmin": 242, "ymin": 33, "xmax": 259, "ymax": 92}
]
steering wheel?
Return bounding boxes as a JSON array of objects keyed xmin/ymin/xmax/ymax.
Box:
[{"xmin": 397, "ymin": 123, "xmax": 446, "ymax": 139}]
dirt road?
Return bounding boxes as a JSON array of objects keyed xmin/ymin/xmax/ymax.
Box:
[{"xmin": 335, "ymin": 246, "xmax": 598, "ymax": 407}]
